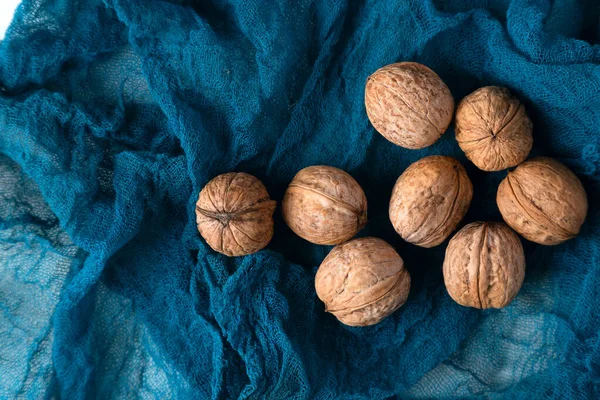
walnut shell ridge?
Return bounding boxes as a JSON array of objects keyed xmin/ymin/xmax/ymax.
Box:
[
  {"xmin": 315, "ymin": 237, "xmax": 411, "ymax": 326},
  {"xmin": 282, "ymin": 165, "xmax": 367, "ymax": 245},
  {"xmin": 497, "ymin": 157, "xmax": 588, "ymax": 245},
  {"xmin": 455, "ymin": 86, "xmax": 533, "ymax": 171},
  {"xmin": 443, "ymin": 222, "xmax": 525, "ymax": 309},
  {"xmin": 196, "ymin": 172, "xmax": 276, "ymax": 257},
  {"xmin": 365, "ymin": 62, "xmax": 454, "ymax": 149},
  {"xmin": 389, "ymin": 156, "xmax": 473, "ymax": 248}
]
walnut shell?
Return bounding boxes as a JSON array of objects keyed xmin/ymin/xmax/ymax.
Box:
[
  {"xmin": 455, "ymin": 86, "xmax": 533, "ymax": 171},
  {"xmin": 282, "ymin": 166, "xmax": 367, "ymax": 245},
  {"xmin": 497, "ymin": 157, "xmax": 588, "ymax": 245},
  {"xmin": 443, "ymin": 222, "xmax": 525, "ymax": 309},
  {"xmin": 365, "ymin": 62, "xmax": 454, "ymax": 149},
  {"xmin": 315, "ymin": 237, "xmax": 411, "ymax": 326},
  {"xmin": 196, "ymin": 172, "xmax": 276, "ymax": 256},
  {"xmin": 389, "ymin": 156, "xmax": 473, "ymax": 248}
]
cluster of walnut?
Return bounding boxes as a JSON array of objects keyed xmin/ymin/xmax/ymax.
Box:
[
  {"xmin": 282, "ymin": 166, "xmax": 411, "ymax": 326},
  {"xmin": 194, "ymin": 61, "xmax": 588, "ymax": 327},
  {"xmin": 195, "ymin": 166, "xmax": 411, "ymax": 327},
  {"xmin": 366, "ymin": 61, "xmax": 588, "ymax": 310}
]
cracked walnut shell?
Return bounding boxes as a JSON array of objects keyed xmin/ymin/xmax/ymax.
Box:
[
  {"xmin": 497, "ymin": 157, "xmax": 588, "ymax": 245},
  {"xmin": 455, "ymin": 86, "xmax": 533, "ymax": 171},
  {"xmin": 282, "ymin": 166, "xmax": 367, "ymax": 245},
  {"xmin": 365, "ymin": 62, "xmax": 454, "ymax": 149},
  {"xmin": 196, "ymin": 172, "xmax": 276, "ymax": 256},
  {"xmin": 443, "ymin": 222, "xmax": 525, "ymax": 309},
  {"xmin": 315, "ymin": 237, "xmax": 411, "ymax": 326},
  {"xmin": 389, "ymin": 156, "xmax": 473, "ymax": 248}
]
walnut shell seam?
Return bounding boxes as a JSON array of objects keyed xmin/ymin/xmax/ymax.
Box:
[
  {"xmin": 288, "ymin": 182, "xmax": 368, "ymax": 230},
  {"xmin": 504, "ymin": 173, "xmax": 574, "ymax": 240}
]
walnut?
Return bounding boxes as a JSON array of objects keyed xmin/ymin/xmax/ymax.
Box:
[
  {"xmin": 455, "ymin": 86, "xmax": 533, "ymax": 171},
  {"xmin": 315, "ymin": 237, "xmax": 411, "ymax": 326},
  {"xmin": 389, "ymin": 156, "xmax": 473, "ymax": 248},
  {"xmin": 196, "ymin": 172, "xmax": 276, "ymax": 256},
  {"xmin": 282, "ymin": 166, "xmax": 367, "ymax": 245},
  {"xmin": 497, "ymin": 157, "xmax": 588, "ymax": 245},
  {"xmin": 364, "ymin": 62, "xmax": 454, "ymax": 149},
  {"xmin": 443, "ymin": 222, "xmax": 525, "ymax": 309}
]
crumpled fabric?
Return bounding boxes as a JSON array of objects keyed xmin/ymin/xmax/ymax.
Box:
[{"xmin": 0, "ymin": 0, "xmax": 599, "ymax": 398}]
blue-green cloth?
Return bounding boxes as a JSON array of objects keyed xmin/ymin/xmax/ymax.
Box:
[{"xmin": 0, "ymin": 0, "xmax": 599, "ymax": 398}]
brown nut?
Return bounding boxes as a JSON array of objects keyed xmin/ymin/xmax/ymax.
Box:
[
  {"xmin": 389, "ymin": 156, "xmax": 473, "ymax": 248},
  {"xmin": 455, "ymin": 86, "xmax": 533, "ymax": 171},
  {"xmin": 443, "ymin": 222, "xmax": 525, "ymax": 309},
  {"xmin": 497, "ymin": 157, "xmax": 588, "ymax": 245},
  {"xmin": 196, "ymin": 172, "xmax": 276, "ymax": 256},
  {"xmin": 282, "ymin": 166, "xmax": 367, "ymax": 245},
  {"xmin": 365, "ymin": 62, "xmax": 454, "ymax": 149},
  {"xmin": 315, "ymin": 237, "xmax": 411, "ymax": 326}
]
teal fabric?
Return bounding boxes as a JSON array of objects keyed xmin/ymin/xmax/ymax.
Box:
[{"xmin": 0, "ymin": 0, "xmax": 599, "ymax": 398}]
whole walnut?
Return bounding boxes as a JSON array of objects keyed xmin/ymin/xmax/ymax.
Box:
[
  {"xmin": 455, "ymin": 86, "xmax": 533, "ymax": 171},
  {"xmin": 389, "ymin": 156, "xmax": 473, "ymax": 248},
  {"xmin": 365, "ymin": 62, "xmax": 454, "ymax": 149},
  {"xmin": 282, "ymin": 166, "xmax": 367, "ymax": 245},
  {"xmin": 443, "ymin": 222, "xmax": 525, "ymax": 309},
  {"xmin": 315, "ymin": 237, "xmax": 411, "ymax": 326},
  {"xmin": 497, "ymin": 157, "xmax": 588, "ymax": 245},
  {"xmin": 196, "ymin": 172, "xmax": 276, "ymax": 256}
]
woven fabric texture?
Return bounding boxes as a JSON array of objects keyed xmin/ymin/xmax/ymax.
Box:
[{"xmin": 0, "ymin": 0, "xmax": 599, "ymax": 398}]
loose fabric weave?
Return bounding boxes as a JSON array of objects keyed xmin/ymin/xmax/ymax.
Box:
[{"xmin": 0, "ymin": 0, "xmax": 599, "ymax": 398}]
